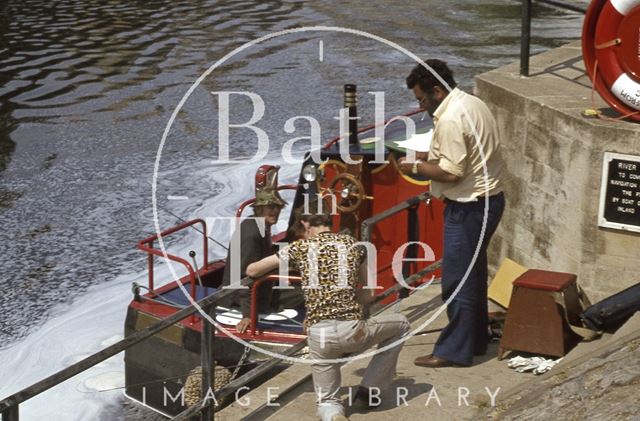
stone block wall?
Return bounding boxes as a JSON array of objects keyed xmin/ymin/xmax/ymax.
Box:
[{"xmin": 475, "ymin": 42, "xmax": 640, "ymax": 301}]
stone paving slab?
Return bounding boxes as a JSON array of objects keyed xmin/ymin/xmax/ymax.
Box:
[
  {"xmin": 253, "ymin": 285, "xmax": 541, "ymax": 421},
  {"xmin": 259, "ymin": 298, "xmax": 637, "ymax": 421}
]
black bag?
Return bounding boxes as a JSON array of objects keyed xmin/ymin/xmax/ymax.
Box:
[{"xmin": 581, "ymin": 282, "xmax": 640, "ymax": 332}]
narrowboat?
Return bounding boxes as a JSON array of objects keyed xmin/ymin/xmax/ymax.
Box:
[{"xmin": 123, "ymin": 86, "xmax": 445, "ymax": 416}]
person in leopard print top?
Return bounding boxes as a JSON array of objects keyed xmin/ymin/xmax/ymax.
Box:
[
  {"xmin": 278, "ymin": 230, "xmax": 365, "ymax": 328},
  {"xmin": 247, "ymin": 202, "xmax": 410, "ymax": 421}
]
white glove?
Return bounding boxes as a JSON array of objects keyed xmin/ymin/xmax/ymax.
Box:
[{"xmin": 507, "ymin": 356, "xmax": 561, "ymax": 374}]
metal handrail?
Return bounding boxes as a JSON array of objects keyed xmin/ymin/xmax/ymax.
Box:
[
  {"xmin": 171, "ymin": 339, "xmax": 309, "ymax": 421},
  {"xmin": 0, "ymin": 274, "xmax": 256, "ymax": 420},
  {"xmin": 361, "ymin": 192, "xmax": 431, "ymax": 242},
  {"xmin": 1, "ymin": 195, "xmax": 438, "ymax": 420},
  {"xmin": 171, "ymin": 259, "xmax": 442, "ymax": 421},
  {"xmin": 169, "ymin": 194, "xmax": 441, "ymax": 419},
  {"xmin": 520, "ymin": 0, "xmax": 587, "ymax": 76}
]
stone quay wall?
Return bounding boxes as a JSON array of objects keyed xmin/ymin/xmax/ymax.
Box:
[{"xmin": 475, "ymin": 41, "xmax": 640, "ymax": 301}]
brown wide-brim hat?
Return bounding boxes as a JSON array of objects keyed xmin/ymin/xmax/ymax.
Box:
[{"xmin": 251, "ymin": 188, "xmax": 287, "ymax": 208}]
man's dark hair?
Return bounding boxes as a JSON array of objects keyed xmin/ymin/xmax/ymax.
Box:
[{"xmin": 406, "ymin": 59, "xmax": 457, "ymax": 93}]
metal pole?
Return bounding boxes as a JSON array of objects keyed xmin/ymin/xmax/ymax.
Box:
[
  {"xmin": 148, "ymin": 240, "xmax": 154, "ymax": 291},
  {"xmin": 401, "ymin": 205, "xmax": 419, "ymax": 299},
  {"xmin": 2, "ymin": 405, "xmax": 19, "ymax": 421},
  {"xmin": 520, "ymin": 0, "xmax": 532, "ymax": 76},
  {"xmin": 344, "ymin": 84, "xmax": 359, "ymax": 147},
  {"xmin": 201, "ymin": 305, "xmax": 214, "ymax": 421}
]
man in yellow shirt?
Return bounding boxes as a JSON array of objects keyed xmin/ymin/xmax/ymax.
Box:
[{"xmin": 398, "ymin": 59, "xmax": 505, "ymax": 367}]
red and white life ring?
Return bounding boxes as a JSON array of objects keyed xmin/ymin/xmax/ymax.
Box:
[{"xmin": 583, "ymin": 0, "xmax": 640, "ymax": 121}]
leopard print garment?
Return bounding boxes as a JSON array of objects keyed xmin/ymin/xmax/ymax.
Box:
[{"xmin": 278, "ymin": 232, "xmax": 365, "ymax": 327}]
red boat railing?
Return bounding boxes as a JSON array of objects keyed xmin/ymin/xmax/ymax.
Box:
[
  {"xmin": 322, "ymin": 109, "xmax": 422, "ymax": 150},
  {"xmin": 137, "ymin": 218, "xmax": 209, "ymax": 301},
  {"xmin": 249, "ymin": 275, "xmax": 303, "ymax": 334}
]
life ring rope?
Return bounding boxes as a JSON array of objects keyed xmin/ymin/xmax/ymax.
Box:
[{"xmin": 584, "ymin": 59, "xmax": 640, "ymax": 121}]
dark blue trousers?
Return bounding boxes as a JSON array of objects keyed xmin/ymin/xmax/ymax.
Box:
[{"xmin": 433, "ymin": 193, "xmax": 505, "ymax": 366}]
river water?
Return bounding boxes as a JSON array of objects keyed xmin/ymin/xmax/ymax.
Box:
[{"xmin": 0, "ymin": 1, "xmax": 582, "ymax": 419}]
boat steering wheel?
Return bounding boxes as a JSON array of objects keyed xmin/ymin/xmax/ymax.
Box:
[{"xmin": 328, "ymin": 172, "xmax": 368, "ymax": 213}]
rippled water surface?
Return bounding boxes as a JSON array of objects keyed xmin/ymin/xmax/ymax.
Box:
[
  {"xmin": 1, "ymin": 0, "xmax": 582, "ymax": 381},
  {"xmin": 0, "ymin": 0, "xmax": 584, "ymax": 418}
]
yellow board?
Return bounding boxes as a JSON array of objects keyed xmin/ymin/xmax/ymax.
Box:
[{"xmin": 488, "ymin": 258, "xmax": 528, "ymax": 309}]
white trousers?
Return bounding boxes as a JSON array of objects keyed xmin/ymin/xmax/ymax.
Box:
[{"xmin": 307, "ymin": 313, "xmax": 410, "ymax": 421}]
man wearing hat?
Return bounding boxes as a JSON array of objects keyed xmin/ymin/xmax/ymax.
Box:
[{"xmin": 220, "ymin": 172, "xmax": 287, "ymax": 334}]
